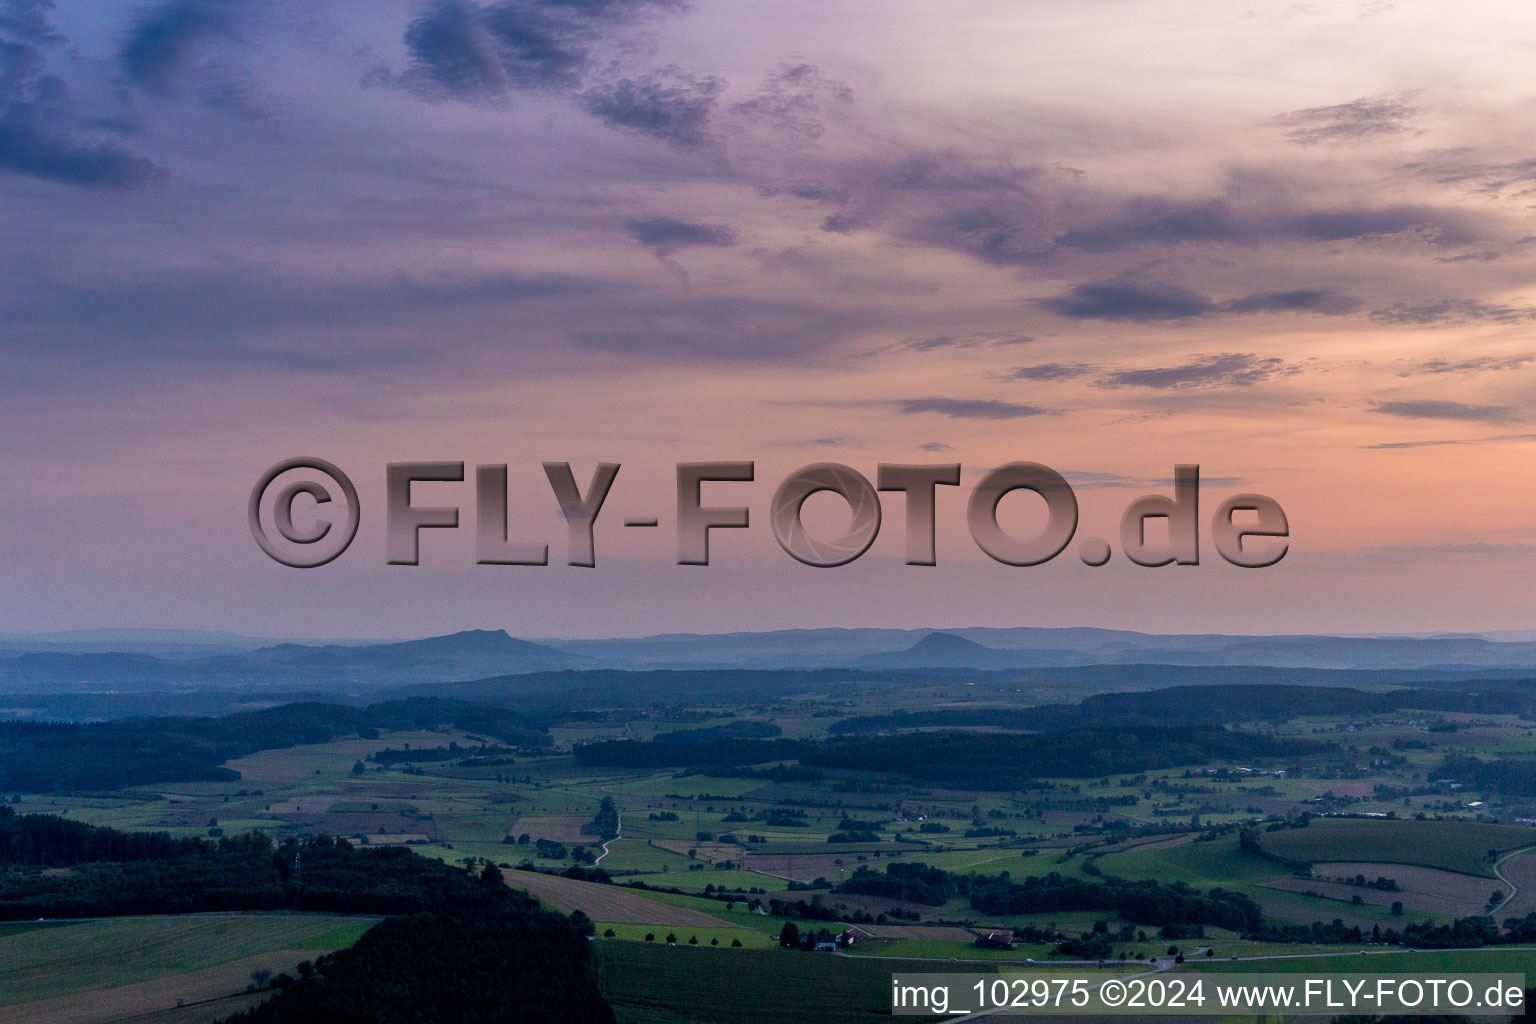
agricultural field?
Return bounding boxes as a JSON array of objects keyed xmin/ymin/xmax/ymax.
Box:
[
  {"xmin": 0, "ymin": 913, "xmax": 375, "ymax": 1022},
  {"xmin": 1264, "ymin": 872, "xmax": 1494, "ymax": 917},
  {"xmin": 21, "ymin": 695, "xmax": 1536, "ymax": 963},
  {"xmin": 507, "ymin": 871, "xmax": 739, "ymax": 927},
  {"xmin": 1254, "ymin": 817, "xmax": 1535, "ymax": 876},
  {"xmin": 1292, "ymin": 861, "xmax": 1510, "ymax": 916},
  {"xmin": 1499, "ymin": 850, "xmax": 1536, "ymax": 917},
  {"xmin": 16, "ymin": 675, "xmax": 1536, "ymax": 1021},
  {"xmin": 594, "ymin": 941, "xmax": 993, "ymax": 1024}
]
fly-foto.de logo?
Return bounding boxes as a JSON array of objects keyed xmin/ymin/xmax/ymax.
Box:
[{"xmin": 248, "ymin": 460, "xmax": 1287, "ymax": 570}]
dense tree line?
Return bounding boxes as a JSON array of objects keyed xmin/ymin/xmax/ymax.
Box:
[
  {"xmin": 585, "ymin": 796, "xmax": 620, "ymax": 840},
  {"xmin": 663, "ymin": 720, "xmax": 782, "ymax": 742},
  {"xmin": 1265, "ymin": 910, "xmax": 1536, "ymax": 951},
  {"xmin": 1343, "ymin": 911, "xmax": 1536, "ymax": 950},
  {"xmin": 0, "ymin": 805, "xmax": 290, "ymax": 919},
  {"xmin": 0, "ymin": 822, "xmax": 540, "ymax": 921},
  {"xmin": 573, "ymin": 725, "xmax": 1322, "ymax": 785},
  {"xmin": 0, "ymin": 805, "xmax": 208, "ymax": 866},
  {"xmin": 224, "ymin": 899, "xmax": 613, "ymax": 1024},
  {"xmin": 368, "ymin": 741, "xmax": 514, "ymax": 765},
  {"xmin": 0, "ymin": 837, "xmax": 286, "ymax": 919},
  {"xmin": 765, "ymin": 897, "xmax": 842, "ymax": 922},
  {"xmin": 965, "ymin": 870, "xmax": 1263, "ymax": 933},
  {"xmin": 1435, "ymin": 754, "xmax": 1536, "ymax": 797},
  {"xmin": 838, "ymin": 857, "xmax": 1536, "ymax": 954},
  {"xmin": 0, "ymin": 809, "xmax": 563, "ymax": 922},
  {"xmin": 828, "ymin": 684, "xmax": 1536, "ymax": 736},
  {"xmin": 799, "ymin": 727, "xmax": 1324, "ymax": 784},
  {"xmin": 1239, "ymin": 824, "xmax": 1313, "ymax": 869},
  {"xmin": 0, "ymin": 810, "xmax": 611, "ymax": 1022},
  {"xmin": 0, "ymin": 698, "xmax": 547, "ymax": 792},
  {"xmin": 1245, "ymin": 915, "xmax": 1506, "ymax": 949},
  {"xmin": 838, "ymin": 862, "xmax": 956, "ymax": 906},
  {"xmin": 833, "ymin": 860, "xmax": 1262, "ymax": 933}
]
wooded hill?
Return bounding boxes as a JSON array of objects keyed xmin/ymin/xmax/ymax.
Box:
[
  {"xmin": 0, "ymin": 807, "xmax": 612, "ymax": 1023},
  {"xmin": 573, "ymin": 725, "xmax": 1325, "ymax": 786},
  {"xmin": 0, "ymin": 698, "xmax": 547, "ymax": 792}
]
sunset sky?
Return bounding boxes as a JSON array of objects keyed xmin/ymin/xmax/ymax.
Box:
[{"xmin": 6, "ymin": 0, "xmax": 1536, "ymax": 638}]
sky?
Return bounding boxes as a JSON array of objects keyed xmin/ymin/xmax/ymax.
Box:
[{"xmin": 5, "ymin": 0, "xmax": 1536, "ymax": 638}]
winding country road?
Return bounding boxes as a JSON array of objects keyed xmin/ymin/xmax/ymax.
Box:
[
  {"xmin": 1491, "ymin": 845, "xmax": 1535, "ymax": 914},
  {"xmin": 593, "ymin": 805, "xmax": 620, "ymax": 866}
]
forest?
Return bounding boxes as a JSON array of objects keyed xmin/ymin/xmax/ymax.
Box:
[
  {"xmin": 0, "ymin": 698, "xmax": 548, "ymax": 792},
  {"xmin": 827, "ymin": 684, "xmax": 1536, "ymax": 735},
  {"xmin": 1436, "ymin": 753, "xmax": 1536, "ymax": 797},
  {"xmin": 225, "ymin": 899, "xmax": 613, "ymax": 1024},
  {"xmin": 0, "ymin": 807, "xmax": 611, "ymax": 1021},
  {"xmin": 574, "ymin": 724, "xmax": 1326, "ymax": 785}
]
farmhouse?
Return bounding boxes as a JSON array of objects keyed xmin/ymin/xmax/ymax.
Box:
[
  {"xmin": 974, "ymin": 932, "xmax": 1015, "ymax": 951},
  {"xmin": 807, "ymin": 928, "xmax": 857, "ymax": 951}
]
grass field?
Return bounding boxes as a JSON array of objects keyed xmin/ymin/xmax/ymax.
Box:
[
  {"xmin": 593, "ymin": 941, "xmax": 1154, "ymax": 1023},
  {"xmin": 595, "ymin": 941, "xmax": 979, "ymax": 1023},
  {"xmin": 1255, "ymin": 818, "xmax": 1536, "ymax": 876},
  {"xmin": 1093, "ymin": 834, "xmax": 1283, "ymax": 889},
  {"xmin": 0, "ymin": 913, "xmax": 374, "ymax": 1007},
  {"xmin": 598, "ymin": 839, "xmax": 692, "ymax": 871}
]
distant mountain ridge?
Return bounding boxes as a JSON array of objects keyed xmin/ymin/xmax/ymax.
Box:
[
  {"xmin": 0, "ymin": 629, "xmax": 589, "ymax": 693},
  {"xmin": 6, "ymin": 624, "xmax": 1536, "ymax": 696},
  {"xmin": 542, "ymin": 625, "xmax": 1536, "ymax": 672},
  {"xmin": 856, "ymin": 631, "xmax": 1033, "ymax": 670}
]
